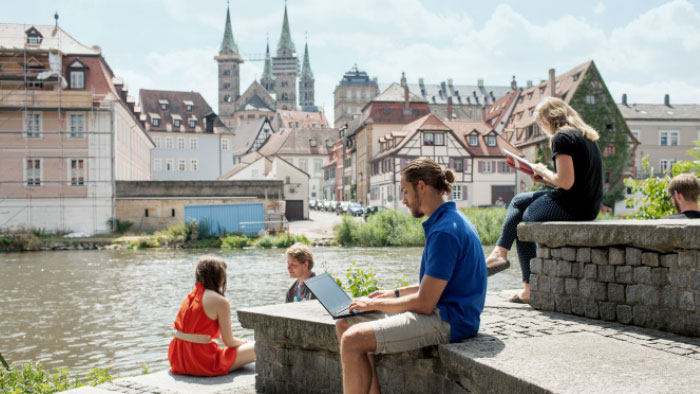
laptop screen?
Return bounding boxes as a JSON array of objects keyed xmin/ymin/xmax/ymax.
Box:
[{"xmin": 304, "ymin": 273, "xmax": 352, "ymax": 313}]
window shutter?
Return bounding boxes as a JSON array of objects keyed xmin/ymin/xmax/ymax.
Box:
[
  {"xmin": 492, "ymin": 161, "xmax": 497, "ymax": 172},
  {"xmin": 449, "ymin": 158, "xmax": 454, "ymax": 169},
  {"xmin": 478, "ymin": 161, "xmax": 484, "ymax": 173},
  {"xmin": 463, "ymin": 185, "xmax": 468, "ymax": 200},
  {"xmin": 463, "ymin": 158, "xmax": 469, "ymax": 172},
  {"xmin": 400, "ymin": 158, "xmax": 407, "ymax": 170}
]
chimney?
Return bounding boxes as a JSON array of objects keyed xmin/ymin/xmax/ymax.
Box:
[
  {"xmin": 510, "ymin": 75, "xmax": 517, "ymax": 90},
  {"xmin": 404, "ymin": 84, "xmax": 410, "ymax": 113},
  {"xmin": 447, "ymin": 97, "xmax": 453, "ymax": 121},
  {"xmin": 440, "ymin": 81, "xmax": 447, "ymax": 97},
  {"xmin": 400, "ymin": 71, "xmax": 407, "ymax": 88},
  {"xmin": 477, "ymin": 78, "xmax": 484, "ymax": 88},
  {"xmin": 549, "ymin": 68, "xmax": 556, "ymax": 97},
  {"xmin": 664, "ymin": 94, "xmax": 670, "ymax": 107},
  {"xmin": 622, "ymin": 93, "xmax": 627, "ymax": 106},
  {"xmin": 526, "ymin": 80, "xmax": 533, "ymax": 88}
]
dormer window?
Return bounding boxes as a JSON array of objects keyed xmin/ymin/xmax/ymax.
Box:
[
  {"xmin": 469, "ymin": 134, "xmax": 478, "ymax": 146},
  {"xmin": 487, "ymin": 135, "xmax": 496, "ymax": 147},
  {"xmin": 189, "ymin": 119, "xmax": 196, "ymax": 128},
  {"xmin": 159, "ymin": 99, "xmax": 169, "ymax": 110},
  {"xmin": 174, "ymin": 119, "xmax": 181, "ymax": 127},
  {"xmin": 326, "ymin": 139, "xmax": 332, "ymax": 148},
  {"xmin": 152, "ymin": 118, "xmax": 160, "ymax": 127},
  {"xmin": 423, "ymin": 132, "xmax": 445, "ymax": 146},
  {"xmin": 184, "ymin": 100, "xmax": 194, "ymax": 111},
  {"xmin": 67, "ymin": 59, "xmax": 87, "ymax": 90},
  {"xmin": 25, "ymin": 27, "xmax": 43, "ymax": 46},
  {"xmin": 309, "ymin": 138, "xmax": 317, "ymax": 147}
]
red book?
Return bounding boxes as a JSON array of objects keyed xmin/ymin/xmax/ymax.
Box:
[{"xmin": 504, "ymin": 150, "xmax": 535, "ymax": 176}]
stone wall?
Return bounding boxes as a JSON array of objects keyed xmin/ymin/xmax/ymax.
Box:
[{"xmin": 518, "ymin": 220, "xmax": 700, "ymax": 337}]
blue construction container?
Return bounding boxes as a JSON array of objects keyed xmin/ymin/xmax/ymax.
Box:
[{"xmin": 184, "ymin": 202, "xmax": 265, "ymax": 236}]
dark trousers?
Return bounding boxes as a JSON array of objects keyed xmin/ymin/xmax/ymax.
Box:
[{"xmin": 496, "ymin": 191, "xmax": 574, "ymax": 283}]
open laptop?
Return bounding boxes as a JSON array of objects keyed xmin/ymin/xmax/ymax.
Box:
[{"xmin": 304, "ymin": 273, "xmax": 377, "ymax": 319}]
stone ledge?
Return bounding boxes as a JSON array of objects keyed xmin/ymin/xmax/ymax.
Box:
[{"xmin": 517, "ymin": 220, "xmax": 700, "ymax": 253}]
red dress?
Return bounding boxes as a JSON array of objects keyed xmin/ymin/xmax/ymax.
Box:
[{"xmin": 168, "ymin": 283, "xmax": 238, "ymax": 376}]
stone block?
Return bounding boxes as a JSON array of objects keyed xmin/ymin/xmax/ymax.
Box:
[
  {"xmin": 584, "ymin": 299, "xmax": 600, "ymax": 319},
  {"xmin": 538, "ymin": 275, "xmax": 551, "ymax": 293},
  {"xmin": 551, "ymin": 248, "xmax": 563, "ymax": 258},
  {"xmin": 584, "ymin": 264, "xmax": 598, "ymax": 280},
  {"xmin": 576, "ymin": 247, "xmax": 591, "ymax": 263},
  {"xmin": 668, "ymin": 268, "xmax": 688, "ymax": 288},
  {"xmin": 666, "ymin": 310, "xmax": 686, "ymax": 334},
  {"xmin": 533, "ymin": 292, "xmax": 554, "ymax": 311},
  {"xmin": 599, "ymin": 302, "xmax": 616, "ymax": 321},
  {"xmin": 690, "ymin": 271, "xmax": 700, "ymax": 290},
  {"xmin": 662, "ymin": 287, "xmax": 679, "ymax": 308},
  {"xmin": 561, "ymin": 247, "xmax": 577, "ymax": 261},
  {"xmin": 556, "ymin": 261, "xmax": 572, "ymax": 277},
  {"xmin": 679, "ymin": 251, "xmax": 699, "ymax": 269},
  {"xmin": 616, "ymin": 305, "xmax": 633, "ymax": 324},
  {"xmin": 626, "ymin": 247, "xmax": 642, "ymax": 266},
  {"xmin": 591, "ymin": 248, "xmax": 608, "ymax": 265},
  {"xmin": 598, "ymin": 265, "xmax": 616, "ymax": 283},
  {"xmin": 571, "ymin": 297, "xmax": 585, "ymax": 316},
  {"xmin": 679, "ymin": 290, "xmax": 697, "ymax": 312},
  {"xmin": 565, "ymin": 278, "xmax": 579, "ymax": 296},
  {"xmin": 530, "ymin": 258, "xmax": 543, "ymax": 274},
  {"xmin": 530, "ymin": 274, "xmax": 539, "ymax": 291},
  {"xmin": 551, "ymin": 277, "xmax": 565, "ymax": 294},
  {"xmin": 616, "ymin": 266, "xmax": 633, "ymax": 284},
  {"xmin": 641, "ymin": 285, "xmax": 660, "ymax": 306},
  {"xmin": 646, "ymin": 309, "xmax": 667, "ymax": 331},
  {"xmin": 536, "ymin": 246, "xmax": 551, "ymax": 259},
  {"xmin": 608, "ymin": 283, "xmax": 626, "ymax": 303},
  {"xmin": 579, "ymin": 279, "xmax": 594, "ymax": 298},
  {"xmin": 687, "ymin": 313, "xmax": 700, "ymax": 335},
  {"xmin": 633, "ymin": 267, "xmax": 652, "ymax": 284},
  {"xmin": 609, "ymin": 247, "xmax": 625, "ymax": 266},
  {"xmin": 633, "ymin": 305, "xmax": 649, "ymax": 326},
  {"xmin": 661, "ymin": 253, "xmax": 679, "ymax": 268},
  {"xmin": 543, "ymin": 259, "xmax": 557, "ymax": 275},
  {"xmin": 555, "ymin": 295, "xmax": 572, "ymax": 313},
  {"xmin": 642, "ymin": 253, "xmax": 660, "ymax": 267},
  {"xmin": 650, "ymin": 268, "xmax": 669, "ymax": 287},
  {"xmin": 592, "ymin": 282, "xmax": 608, "ymax": 301},
  {"xmin": 626, "ymin": 285, "xmax": 643, "ymax": 305},
  {"xmin": 571, "ymin": 262, "xmax": 583, "ymax": 278}
]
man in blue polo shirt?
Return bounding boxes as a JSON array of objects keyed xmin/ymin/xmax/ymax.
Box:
[{"xmin": 335, "ymin": 157, "xmax": 487, "ymax": 394}]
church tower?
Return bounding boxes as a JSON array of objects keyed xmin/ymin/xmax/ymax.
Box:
[
  {"xmin": 271, "ymin": 3, "xmax": 298, "ymax": 110},
  {"xmin": 260, "ymin": 39, "xmax": 276, "ymax": 93},
  {"xmin": 214, "ymin": 5, "xmax": 243, "ymax": 120},
  {"xmin": 299, "ymin": 39, "xmax": 316, "ymax": 111}
]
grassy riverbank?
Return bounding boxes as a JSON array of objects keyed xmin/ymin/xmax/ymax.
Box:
[
  {"xmin": 0, "ymin": 362, "xmax": 114, "ymax": 394},
  {"xmin": 334, "ymin": 207, "xmax": 507, "ymax": 247}
]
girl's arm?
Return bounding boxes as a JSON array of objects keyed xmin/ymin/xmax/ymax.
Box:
[
  {"xmin": 531, "ymin": 154, "xmax": 575, "ymax": 190},
  {"xmin": 213, "ymin": 296, "xmax": 247, "ymax": 348}
]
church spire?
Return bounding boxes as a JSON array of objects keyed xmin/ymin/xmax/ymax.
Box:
[
  {"xmin": 219, "ymin": 5, "xmax": 239, "ymax": 55},
  {"xmin": 301, "ymin": 39, "xmax": 313, "ymax": 79},
  {"xmin": 262, "ymin": 38, "xmax": 275, "ymax": 80},
  {"xmin": 277, "ymin": 2, "xmax": 296, "ymax": 53}
]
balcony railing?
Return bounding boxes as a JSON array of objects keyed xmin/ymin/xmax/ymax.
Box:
[{"xmin": 0, "ymin": 89, "xmax": 93, "ymax": 109}]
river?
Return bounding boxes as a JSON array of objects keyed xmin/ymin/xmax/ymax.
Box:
[{"xmin": 0, "ymin": 246, "xmax": 522, "ymax": 376}]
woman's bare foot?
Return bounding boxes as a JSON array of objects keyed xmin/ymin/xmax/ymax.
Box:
[{"xmin": 486, "ymin": 247, "xmax": 510, "ymax": 276}]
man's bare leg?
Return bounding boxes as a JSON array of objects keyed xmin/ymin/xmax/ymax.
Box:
[{"xmin": 338, "ymin": 322, "xmax": 378, "ymax": 394}]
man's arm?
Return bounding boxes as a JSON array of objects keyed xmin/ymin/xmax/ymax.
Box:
[{"xmin": 349, "ymin": 275, "xmax": 447, "ymax": 315}]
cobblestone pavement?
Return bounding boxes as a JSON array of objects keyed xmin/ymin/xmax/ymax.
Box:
[{"xmin": 63, "ymin": 290, "xmax": 700, "ymax": 393}]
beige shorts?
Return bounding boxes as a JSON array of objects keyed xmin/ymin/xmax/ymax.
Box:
[{"xmin": 346, "ymin": 308, "xmax": 451, "ymax": 354}]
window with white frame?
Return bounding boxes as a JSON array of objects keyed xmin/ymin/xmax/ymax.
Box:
[
  {"xmin": 453, "ymin": 158, "xmax": 463, "ymax": 172},
  {"xmin": 434, "ymin": 132, "xmax": 444, "ymax": 146},
  {"xmin": 165, "ymin": 136, "xmax": 173, "ymax": 150},
  {"xmin": 25, "ymin": 113, "xmax": 41, "ymax": 138},
  {"xmin": 299, "ymin": 158, "xmax": 308, "ymax": 172},
  {"xmin": 189, "ymin": 137, "xmax": 198, "ymax": 150},
  {"xmin": 70, "ymin": 71, "xmax": 85, "ymax": 89},
  {"xmin": 221, "ymin": 138, "xmax": 229, "ymax": 151},
  {"xmin": 166, "ymin": 159, "xmax": 174, "ymax": 171},
  {"xmin": 186, "ymin": 104, "xmax": 193, "ymax": 111},
  {"xmin": 452, "ymin": 184, "xmax": 462, "ymax": 200},
  {"xmin": 469, "ymin": 134, "xmax": 478, "ymax": 146},
  {"xmin": 178, "ymin": 159, "xmax": 186, "ymax": 171},
  {"xmin": 154, "ymin": 158, "xmax": 162, "ymax": 171},
  {"xmin": 69, "ymin": 114, "xmax": 85, "ymax": 138},
  {"xmin": 670, "ymin": 131, "xmax": 679, "ymax": 146},
  {"xmin": 660, "ymin": 159, "xmax": 676, "ymax": 173},
  {"xmin": 487, "ymin": 135, "xmax": 496, "ymax": 147},
  {"xmin": 174, "ymin": 119, "xmax": 181, "ymax": 127},
  {"xmin": 659, "ymin": 130, "xmax": 679, "ymax": 146},
  {"xmin": 177, "ymin": 137, "xmax": 185, "ymax": 150},
  {"xmin": 585, "ymin": 95, "xmax": 596, "ymax": 105},
  {"xmin": 346, "ymin": 90, "xmax": 352, "ymax": 98},
  {"xmin": 483, "ymin": 161, "xmax": 492, "ymax": 173},
  {"xmin": 69, "ymin": 159, "xmax": 85, "ymax": 186},
  {"xmin": 189, "ymin": 119, "xmax": 196, "ymax": 128},
  {"xmin": 154, "ymin": 136, "xmax": 161, "ymax": 148},
  {"xmin": 314, "ymin": 159, "xmax": 322, "ymax": 174},
  {"xmin": 152, "ymin": 118, "xmax": 160, "ymax": 127},
  {"xmin": 190, "ymin": 159, "xmax": 199, "ymax": 172},
  {"xmin": 26, "ymin": 159, "xmax": 41, "ymax": 186}
]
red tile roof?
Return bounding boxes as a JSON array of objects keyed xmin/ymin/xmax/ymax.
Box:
[
  {"xmin": 445, "ymin": 121, "xmax": 523, "ymax": 158},
  {"xmin": 274, "ymin": 109, "xmax": 329, "ymax": 129}
]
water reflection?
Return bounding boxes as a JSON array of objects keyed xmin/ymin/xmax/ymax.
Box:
[{"xmin": 0, "ymin": 247, "xmax": 521, "ymax": 376}]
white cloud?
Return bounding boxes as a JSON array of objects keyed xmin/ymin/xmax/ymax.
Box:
[{"xmin": 593, "ymin": 2, "xmax": 606, "ymax": 14}]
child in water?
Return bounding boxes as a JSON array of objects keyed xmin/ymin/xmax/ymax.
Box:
[{"xmin": 168, "ymin": 255, "xmax": 255, "ymax": 376}]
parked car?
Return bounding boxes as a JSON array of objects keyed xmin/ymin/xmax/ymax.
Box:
[
  {"xmin": 363, "ymin": 205, "xmax": 386, "ymax": 219},
  {"xmin": 336, "ymin": 201, "xmax": 350, "ymax": 215},
  {"xmin": 347, "ymin": 202, "xmax": 364, "ymax": 216},
  {"xmin": 309, "ymin": 200, "xmax": 317, "ymax": 210},
  {"xmin": 323, "ymin": 200, "xmax": 334, "ymax": 212}
]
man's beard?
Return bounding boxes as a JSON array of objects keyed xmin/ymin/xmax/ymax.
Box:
[{"xmin": 410, "ymin": 195, "xmax": 424, "ymax": 218}]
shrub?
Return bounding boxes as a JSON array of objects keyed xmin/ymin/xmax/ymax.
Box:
[
  {"xmin": 220, "ymin": 234, "xmax": 249, "ymax": 249},
  {"xmin": 253, "ymin": 235, "xmax": 274, "ymax": 249},
  {"xmin": 251, "ymin": 233, "xmax": 310, "ymax": 249},
  {"xmin": 0, "ymin": 231, "xmax": 41, "ymax": 252},
  {"xmin": 334, "ymin": 210, "xmax": 424, "ymax": 247},
  {"xmin": 105, "ymin": 218, "xmax": 133, "ymax": 234},
  {"xmin": 0, "ymin": 362, "xmax": 113, "ymax": 394},
  {"xmin": 460, "ymin": 207, "xmax": 507, "ymax": 245},
  {"xmin": 340, "ymin": 262, "xmax": 379, "ymax": 297}
]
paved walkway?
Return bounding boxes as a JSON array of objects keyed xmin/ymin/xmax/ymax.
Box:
[
  {"xmin": 287, "ymin": 210, "xmax": 346, "ymax": 244},
  {"xmin": 63, "ymin": 290, "xmax": 700, "ymax": 393}
]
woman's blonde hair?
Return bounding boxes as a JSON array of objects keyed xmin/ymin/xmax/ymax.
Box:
[{"xmin": 534, "ymin": 97, "xmax": 599, "ymax": 141}]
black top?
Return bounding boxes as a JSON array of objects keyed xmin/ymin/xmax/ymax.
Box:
[
  {"xmin": 549, "ymin": 129, "xmax": 603, "ymax": 220},
  {"xmin": 663, "ymin": 210, "xmax": 700, "ymax": 219},
  {"xmin": 285, "ymin": 271, "xmax": 317, "ymax": 303}
]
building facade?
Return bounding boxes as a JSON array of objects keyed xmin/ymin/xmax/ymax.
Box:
[
  {"xmin": 139, "ymin": 89, "xmax": 233, "ymax": 180},
  {"xmin": 0, "ymin": 23, "xmax": 153, "ymax": 233},
  {"xmin": 333, "ymin": 65, "xmax": 379, "ymax": 128}
]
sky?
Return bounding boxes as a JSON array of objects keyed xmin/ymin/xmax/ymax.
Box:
[{"xmin": 4, "ymin": 0, "xmax": 700, "ymax": 127}]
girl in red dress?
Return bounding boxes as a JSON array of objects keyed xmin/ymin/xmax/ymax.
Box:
[{"xmin": 168, "ymin": 256, "xmax": 255, "ymax": 376}]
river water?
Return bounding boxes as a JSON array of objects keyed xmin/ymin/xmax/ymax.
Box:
[{"xmin": 0, "ymin": 247, "xmax": 522, "ymax": 376}]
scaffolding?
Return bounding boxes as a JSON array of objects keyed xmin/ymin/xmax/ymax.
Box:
[{"xmin": 0, "ymin": 26, "xmax": 123, "ymax": 234}]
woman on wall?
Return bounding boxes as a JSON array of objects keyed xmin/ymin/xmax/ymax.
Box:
[{"xmin": 486, "ymin": 97, "xmax": 603, "ymax": 303}]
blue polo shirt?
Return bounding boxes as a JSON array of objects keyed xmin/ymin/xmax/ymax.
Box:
[{"xmin": 419, "ymin": 201, "xmax": 487, "ymax": 342}]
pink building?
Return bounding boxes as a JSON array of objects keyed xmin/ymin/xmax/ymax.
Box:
[{"xmin": 0, "ymin": 23, "xmax": 153, "ymax": 233}]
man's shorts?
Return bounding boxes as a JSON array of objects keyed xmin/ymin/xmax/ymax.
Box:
[{"xmin": 346, "ymin": 308, "xmax": 451, "ymax": 354}]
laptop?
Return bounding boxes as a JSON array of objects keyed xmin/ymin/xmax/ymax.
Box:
[{"xmin": 304, "ymin": 273, "xmax": 377, "ymax": 319}]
